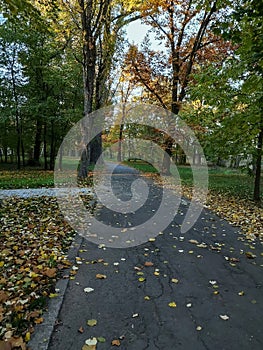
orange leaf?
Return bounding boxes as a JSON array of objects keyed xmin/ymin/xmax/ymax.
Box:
[{"xmin": 111, "ymin": 339, "xmax": 121, "ymax": 346}]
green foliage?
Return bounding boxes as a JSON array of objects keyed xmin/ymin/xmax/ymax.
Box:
[{"xmin": 0, "ymin": 10, "xmax": 83, "ymax": 169}]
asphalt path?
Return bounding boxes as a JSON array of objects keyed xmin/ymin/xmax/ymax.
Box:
[{"xmin": 29, "ymin": 162, "xmax": 263, "ymax": 350}]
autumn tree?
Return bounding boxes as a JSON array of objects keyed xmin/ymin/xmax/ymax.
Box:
[{"xmin": 125, "ymin": 0, "xmax": 234, "ymax": 173}]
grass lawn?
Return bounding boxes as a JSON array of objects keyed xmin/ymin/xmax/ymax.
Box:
[
  {"xmin": 123, "ymin": 160, "xmax": 259, "ymax": 200},
  {"xmin": 0, "ymin": 170, "xmax": 54, "ymax": 189},
  {"xmin": 0, "ymin": 159, "xmax": 95, "ymax": 189}
]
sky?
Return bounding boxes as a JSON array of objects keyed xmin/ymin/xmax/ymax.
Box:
[
  {"xmin": 126, "ymin": 20, "xmax": 150, "ymax": 46},
  {"xmin": 125, "ymin": 19, "xmax": 165, "ymax": 52}
]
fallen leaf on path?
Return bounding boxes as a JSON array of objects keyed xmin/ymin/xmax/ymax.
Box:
[
  {"xmin": 168, "ymin": 302, "xmax": 177, "ymax": 308},
  {"xmin": 171, "ymin": 278, "xmax": 179, "ymax": 283},
  {"xmin": 245, "ymin": 252, "xmax": 256, "ymax": 259},
  {"xmin": 97, "ymin": 337, "xmax": 106, "ymax": 343},
  {"xmin": 111, "ymin": 339, "xmax": 121, "ymax": 346},
  {"xmin": 96, "ymin": 274, "xmax": 107, "ymax": 279},
  {"xmin": 82, "ymin": 345, "xmax": 96, "ymax": 350},
  {"xmin": 189, "ymin": 239, "xmax": 199, "ymax": 245},
  {"xmin": 219, "ymin": 315, "xmax": 230, "ymax": 321},
  {"xmin": 85, "ymin": 337, "xmax": 97, "ymax": 346},
  {"xmin": 87, "ymin": 319, "xmax": 97, "ymax": 327},
  {"xmin": 78, "ymin": 327, "xmax": 84, "ymax": 333}
]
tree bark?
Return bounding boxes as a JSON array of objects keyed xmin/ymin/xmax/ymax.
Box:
[
  {"xmin": 253, "ymin": 123, "xmax": 263, "ymax": 202},
  {"xmin": 33, "ymin": 120, "xmax": 42, "ymax": 165},
  {"xmin": 43, "ymin": 122, "xmax": 48, "ymax": 170}
]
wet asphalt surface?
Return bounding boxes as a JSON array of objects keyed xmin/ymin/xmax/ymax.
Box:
[{"xmin": 46, "ymin": 163, "xmax": 263, "ymax": 350}]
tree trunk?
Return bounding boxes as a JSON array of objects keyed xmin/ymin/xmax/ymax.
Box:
[
  {"xmin": 117, "ymin": 106, "xmax": 126, "ymax": 162},
  {"xmin": 21, "ymin": 138, "xmax": 25, "ymax": 167},
  {"xmin": 16, "ymin": 137, "xmax": 21, "ymax": 170},
  {"xmin": 253, "ymin": 125, "xmax": 263, "ymax": 202},
  {"xmin": 78, "ymin": 1, "xmax": 97, "ymax": 178},
  {"xmin": 58, "ymin": 142, "xmax": 63, "ymax": 171},
  {"xmin": 49, "ymin": 120, "xmax": 55, "ymax": 170},
  {"xmin": 162, "ymin": 136, "xmax": 174, "ymax": 175},
  {"xmin": 4, "ymin": 147, "xmax": 8, "ymax": 163},
  {"xmin": 33, "ymin": 120, "xmax": 42, "ymax": 165},
  {"xmin": 117, "ymin": 124, "xmax": 124, "ymax": 162},
  {"xmin": 90, "ymin": 133, "xmax": 103, "ymax": 164},
  {"xmin": 43, "ymin": 122, "xmax": 48, "ymax": 170}
]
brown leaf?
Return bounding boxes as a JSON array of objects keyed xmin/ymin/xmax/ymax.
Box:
[
  {"xmin": 0, "ymin": 341, "xmax": 12, "ymax": 350},
  {"xmin": 43, "ymin": 268, "xmax": 57, "ymax": 278},
  {"xmin": 96, "ymin": 274, "xmax": 107, "ymax": 279},
  {"xmin": 78, "ymin": 326, "xmax": 84, "ymax": 334},
  {"xmin": 9, "ymin": 337, "xmax": 26, "ymax": 350},
  {"xmin": 34, "ymin": 317, "xmax": 44, "ymax": 324},
  {"xmin": 144, "ymin": 261, "xmax": 154, "ymax": 267},
  {"xmin": 245, "ymin": 252, "xmax": 256, "ymax": 259},
  {"xmin": 111, "ymin": 339, "xmax": 121, "ymax": 346},
  {"xmin": 27, "ymin": 310, "xmax": 41, "ymax": 320},
  {"xmin": 0, "ymin": 291, "xmax": 8, "ymax": 303}
]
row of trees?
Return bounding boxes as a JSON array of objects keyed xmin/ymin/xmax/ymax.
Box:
[{"xmin": 0, "ymin": 0, "xmax": 262, "ymax": 201}]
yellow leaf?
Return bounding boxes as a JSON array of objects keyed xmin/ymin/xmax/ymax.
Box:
[
  {"xmin": 49, "ymin": 293, "xmax": 58, "ymax": 298},
  {"xmin": 138, "ymin": 277, "xmax": 145, "ymax": 282},
  {"xmin": 168, "ymin": 302, "xmax": 177, "ymax": 308},
  {"xmin": 34, "ymin": 317, "xmax": 44, "ymax": 324},
  {"xmin": 171, "ymin": 278, "xmax": 179, "ymax": 284},
  {"xmin": 25, "ymin": 332, "xmax": 31, "ymax": 342},
  {"xmin": 87, "ymin": 319, "xmax": 97, "ymax": 327}
]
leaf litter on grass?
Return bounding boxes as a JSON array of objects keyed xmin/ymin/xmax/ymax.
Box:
[
  {"xmin": 156, "ymin": 175, "xmax": 263, "ymax": 241},
  {"xmin": 0, "ymin": 197, "xmax": 76, "ymax": 348}
]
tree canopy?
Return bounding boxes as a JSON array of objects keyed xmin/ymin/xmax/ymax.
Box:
[{"xmin": 0, "ymin": 0, "xmax": 262, "ymax": 201}]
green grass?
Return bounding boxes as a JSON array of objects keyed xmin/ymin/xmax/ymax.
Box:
[
  {"xmin": 123, "ymin": 160, "xmax": 160, "ymax": 174},
  {"xmin": 0, "ymin": 160, "xmax": 95, "ymax": 189},
  {"xmin": 123, "ymin": 160, "xmax": 260, "ymax": 200},
  {"xmin": 0, "ymin": 170, "xmax": 55, "ymax": 189}
]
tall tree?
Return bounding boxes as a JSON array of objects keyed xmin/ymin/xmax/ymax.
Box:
[
  {"xmin": 189, "ymin": 0, "xmax": 263, "ymax": 202},
  {"xmin": 232, "ymin": 0, "xmax": 263, "ymax": 202},
  {"xmin": 0, "ymin": 20, "xmax": 26, "ymax": 168},
  {"xmin": 125, "ymin": 0, "xmax": 234, "ymax": 173}
]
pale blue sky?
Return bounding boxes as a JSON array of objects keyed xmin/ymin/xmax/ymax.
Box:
[{"xmin": 126, "ymin": 19, "xmax": 150, "ymax": 45}]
